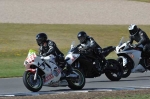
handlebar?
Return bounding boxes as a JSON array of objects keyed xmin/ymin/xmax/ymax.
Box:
[{"xmin": 126, "ymin": 41, "xmax": 134, "ymax": 48}]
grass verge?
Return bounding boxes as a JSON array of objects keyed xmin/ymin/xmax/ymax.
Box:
[
  {"xmin": 0, "ymin": 23, "xmax": 150, "ymax": 78},
  {"xmin": 3, "ymin": 89, "xmax": 150, "ymax": 99}
]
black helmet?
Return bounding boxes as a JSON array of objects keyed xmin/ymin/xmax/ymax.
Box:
[
  {"xmin": 77, "ymin": 31, "xmax": 87, "ymax": 43},
  {"xmin": 36, "ymin": 33, "xmax": 47, "ymax": 46},
  {"xmin": 128, "ymin": 24, "xmax": 139, "ymax": 35}
]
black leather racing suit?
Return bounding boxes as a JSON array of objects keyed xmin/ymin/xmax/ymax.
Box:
[
  {"xmin": 39, "ymin": 40, "xmax": 65, "ymax": 65},
  {"xmin": 79, "ymin": 36, "xmax": 106, "ymax": 69},
  {"xmin": 129, "ymin": 28, "xmax": 150, "ymax": 54}
]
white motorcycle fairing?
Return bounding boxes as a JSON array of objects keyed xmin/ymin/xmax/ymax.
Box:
[
  {"xmin": 24, "ymin": 49, "xmax": 62, "ymax": 87},
  {"xmin": 65, "ymin": 52, "xmax": 80, "ymax": 65},
  {"xmin": 115, "ymin": 37, "xmax": 146, "ymax": 73},
  {"xmin": 65, "ymin": 41, "xmax": 80, "ymax": 65},
  {"xmin": 23, "ymin": 49, "xmax": 86, "ymax": 92}
]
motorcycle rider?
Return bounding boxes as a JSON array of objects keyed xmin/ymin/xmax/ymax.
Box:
[
  {"xmin": 128, "ymin": 24, "xmax": 150, "ymax": 57},
  {"xmin": 77, "ymin": 31, "xmax": 107, "ymax": 71},
  {"xmin": 36, "ymin": 33, "xmax": 73, "ymax": 77}
]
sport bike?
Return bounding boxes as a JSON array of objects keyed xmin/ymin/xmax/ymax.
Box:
[
  {"xmin": 23, "ymin": 49, "xmax": 85, "ymax": 92},
  {"xmin": 115, "ymin": 37, "xmax": 150, "ymax": 78},
  {"xmin": 65, "ymin": 42, "xmax": 122, "ymax": 81}
]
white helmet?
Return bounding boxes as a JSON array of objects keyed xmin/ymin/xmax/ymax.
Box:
[{"xmin": 128, "ymin": 24, "xmax": 139, "ymax": 35}]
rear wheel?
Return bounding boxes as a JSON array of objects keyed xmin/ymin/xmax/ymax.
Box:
[
  {"xmin": 67, "ymin": 69, "xmax": 85, "ymax": 90},
  {"xmin": 23, "ymin": 71, "xmax": 43, "ymax": 92},
  {"xmin": 117, "ymin": 57, "xmax": 131, "ymax": 78},
  {"xmin": 105, "ymin": 59, "xmax": 123, "ymax": 81}
]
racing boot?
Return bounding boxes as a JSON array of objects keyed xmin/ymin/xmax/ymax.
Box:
[
  {"xmin": 97, "ymin": 52, "xmax": 108, "ymax": 70},
  {"xmin": 60, "ymin": 63, "xmax": 69, "ymax": 80},
  {"xmin": 93, "ymin": 60, "xmax": 101, "ymax": 72},
  {"xmin": 101, "ymin": 59, "xmax": 108, "ymax": 70},
  {"xmin": 62, "ymin": 63, "xmax": 76, "ymax": 78},
  {"xmin": 65, "ymin": 64, "xmax": 77, "ymax": 78},
  {"xmin": 147, "ymin": 58, "xmax": 150, "ymax": 70}
]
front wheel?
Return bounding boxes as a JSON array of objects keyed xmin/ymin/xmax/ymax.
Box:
[
  {"xmin": 117, "ymin": 57, "xmax": 132, "ymax": 78},
  {"xmin": 105, "ymin": 59, "xmax": 123, "ymax": 81},
  {"xmin": 67, "ymin": 69, "xmax": 85, "ymax": 90},
  {"xmin": 23, "ymin": 71, "xmax": 43, "ymax": 92}
]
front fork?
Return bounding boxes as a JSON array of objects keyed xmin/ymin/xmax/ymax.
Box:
[
  {"xmin": 34, "ymin": 68, "xmax": 38, "ymax": 80},
  {"xmin": 119, "ymin": 56, "xmax": 128, "ymax": 66},
  {"xmin": 73, "ymin": 61, "xmax": 80, "ymax": 68}
]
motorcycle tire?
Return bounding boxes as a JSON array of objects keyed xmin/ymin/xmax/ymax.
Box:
[
  {"xmin": 67, "ymin": 69, "xmax": 85, "ymax": 90},
  {"xmin": 23, "ymin": 71, "xmax": 43, "ymax": 92},
  {"xmin": 105, "ymin": 59, "xmax": 123, "ymax": 81},
  {"xmin": 117, "ymin": 57, "xmax": 131, "ymax": 78}
]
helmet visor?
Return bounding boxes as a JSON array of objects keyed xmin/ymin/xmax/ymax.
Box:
[
  {"xmin": 129, "ymin": 29, "xmax": 138, "ymax": 35},
  {"xmin": 36, "ymin": 39, "xmax": 43, "ymax": 46},
  {"xmin": 78, "ymin": 36, "xmax": 86, "ymax": 43}
]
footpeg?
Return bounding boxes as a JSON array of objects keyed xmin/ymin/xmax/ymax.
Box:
[
  {"xmin": 66, "ymin": 74, "xmax": 78, "ymax": 78},
  {"xmin": 59, "ymin": 80, "xmax": 68, "ymax": 86}
]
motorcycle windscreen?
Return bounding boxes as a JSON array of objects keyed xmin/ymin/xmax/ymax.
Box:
[
  {"xmin": 24, "ymin": 49, "xmax": 37, "ymax": 65},
  {"xmin": 118, "ymin": 37, "xmax": 128, "ymax": 47}
]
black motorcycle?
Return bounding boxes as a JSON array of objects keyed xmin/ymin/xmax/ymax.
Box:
[{"xmin": 65, "ymin": 42, "xmax": 123, "ymax": 81}]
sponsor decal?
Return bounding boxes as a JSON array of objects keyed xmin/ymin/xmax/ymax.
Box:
[
  {"xmin": 128, "ymin": 53, "xmax": 134, "ymax": 58},
  {"xmin": 44, "ymin": 74, "xmax": 54, "ymax": 82},
  {"xmin": 56, "ymin": 68, "xmax": 61, "ymax": 74},
  {"xmin": 53, "ymin": 68, "xmax": 61, "ymax": 77},
  {"xmin": 71, "ymin": 56, "xmax": 75, "ymax": 61},
  {"xmin": 71, "ymin": 54, "xmax": 79, "ymax": 61},
  {"xmin": 25, "ymin": 54, "xmax": 36, "ymax": 63}
]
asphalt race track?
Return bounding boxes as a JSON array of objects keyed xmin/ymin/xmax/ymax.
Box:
[{"xmin": 1, "ymin": 72, "xmax": 150, "ymax": 96}]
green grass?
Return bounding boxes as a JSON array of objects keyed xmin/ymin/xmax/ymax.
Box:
[
  {"xmin": 99, "ymin": 90, "xmax": 150, "ymax": 99},
  {"xmin": 103, "ymin": 94, "xmax": 150, "ymax": 99},
  {"xmin": 7, "ymin": 89, "xmax": 150, "ymax": 99},
  {"xmin": 101, "ymin": 95, "xmax": 150, "ymax": 99},
  {"xmin": 0, "ymin": 23, "xmax": 150, "ymax": 78}
]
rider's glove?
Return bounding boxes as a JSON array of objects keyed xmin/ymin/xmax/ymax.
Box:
[
  {"xmin": 78, "ymin": 46, "xmax": 84, "ymax": 51},
  {"xmin": 42, "ymin": 53, "xmax": 46, "ymax": 57},
  {"xmin": 127, "ymin": 41, "xmax": 130, "ymax": 44},
  {"xmin": 133, "ymin": 44, "xmax": 138, "ymax": 48}
]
